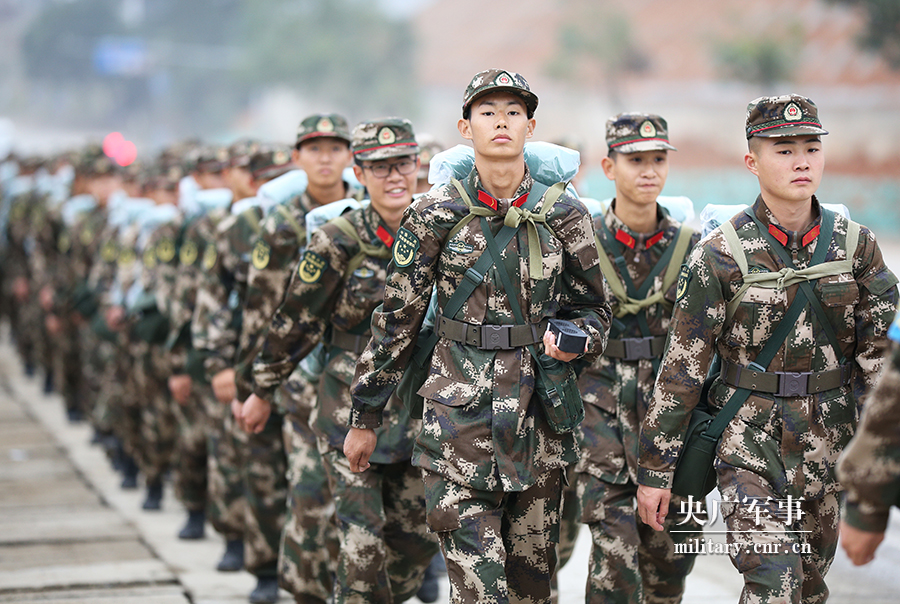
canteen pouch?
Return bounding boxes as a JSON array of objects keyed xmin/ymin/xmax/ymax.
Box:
[
  {"xmin": 533, "ymin": 353, "xmax": 584, "ymax": 434},
  {"xmin": 671, "ymin": 402, "xmax": 718, "ymax": 499},
  {"xmin": 396, "ymin": 326, "xmax": 435, "ymax": 420}
]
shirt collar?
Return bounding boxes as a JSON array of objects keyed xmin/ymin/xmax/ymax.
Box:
[
  {"xmin": 752, "ymin": 195, "xmax": 822, "ymax": 249},
  {"xmin": 468, "ymin": 164, "xmax": 534, "ymax": 214}
]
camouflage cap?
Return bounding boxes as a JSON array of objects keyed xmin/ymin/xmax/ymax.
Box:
[
  {"xmin": 462, "ymin": 69, "xmax": 538, "ymax": 117},
  {"xmin": 249, "ymin": 145, "xmax": 294, "ymax": 181},
  {"xmin": 745, "ymin": 94, "xmax": 828, "ymax": 139},
  {"xmin": 77, "ymin": 143, "xmax": 118, "ymax": 177},
  {"xmin": 228, "ymin": 138, "xmax": 261, "ymax": 168},
  {"xmin": 296, "ymin": 113, "xmax": 351, "ymax": 147},
  {"xmin": 415, "ymin": 133, "xmax": 443, "ymax": 179},
  {"xmin": 148, "ymin": 153, "xmax": 184, "ymax": 191},
  {"xmin": 194, "ymin": 145, "xmax": 230, "ymax": 173},
  {"xmin": 351, "ymin": 118, "xmax": 419, "ymax": 161},
  {"xmin": 606, "ymin": 112, "xmax": 676, "ymax": 153}
]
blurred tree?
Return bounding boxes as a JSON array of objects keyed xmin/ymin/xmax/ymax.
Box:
[
  {"xmin": 544, "ymin": 1, "xmax": 648, "ymax": 109},
  {"xmin": 830, "ymin": 0, "xmax": 900, "ymax": 68},
  {"xmin": 713, "ymin": 26, "xmax": 804, "ymax": 88}
]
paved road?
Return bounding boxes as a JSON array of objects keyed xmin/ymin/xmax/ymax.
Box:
[{"xmin": 2, "ymin": 323, "xmax": 900, "ymax": 603}]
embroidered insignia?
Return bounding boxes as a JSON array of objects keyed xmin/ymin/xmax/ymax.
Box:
[
  {"xmin": 251, "ymin": 240, "xmax": 270, "ymax": 270},
  {"xmin": 298, "ymin": 250, "xmax": 327, "ymax": 283},
  {"xmin": 748, "ymin": 266, "xmax": 767, "ymax": 274},
  {"xmin": 496, "ymin": 72, "xmax": 512, "ymax": 86},
  {"xmin": 639, "ymin": 120, "xmax": 657, "ymax": 138},
  {"xmin": 676, "ymin": 264, "xmax": 691, "ymax": 302},
  {"xmin": 168, "ymin": 166, "xmax": 183, "ymax": 181},
  {"xmin": 101, "ymin": 241, "xmax": 118, "ymax": 263},
  {"xmin": 317, "ymin": 118, "xmax": 334, "ymax": 133},
  {"xmin": 143, "ymin": 246, "xmax": 157, "ymax": 269},
  {"xmin": 273, "ymin": 150, "xmax": 288, "ymax": 166},
  {"xmin": 202, "ymin": 244, "xmax": 218, "ymax": 270},
  {"xmin": 378, "ymin": 127, "xmax": 396, "ymax": 145},
  {"xmin": 179, "ymin": 240, "xmax": 199, "ymax": 266},
  {"xmin": 118, "ymin": 249, "xmax": 136, "ymax": 268},
  {"xmin": 392, "ymin": 227, "xmax": 419, "ymax": 268},
  {"xmin": 353, "ymin": 267, "xmax": 375, "ymax": 279},
  {"xmin": 58, "ymin": 233, "xmax": 71, "ymax": 254},
  {"xmin": 784, "ymin": 102, "xmax": 802, "ymax": 122},
  {"xmin": 446, "ymin": 239, "xmax": 474, "ymax": 255},
  {"xmin": 156, "ymin": 238, "xmax": 176, "ymax": 263},
  {"xmin": 80, "ymin": 228, "xmax": 94, "ymax": 245}
]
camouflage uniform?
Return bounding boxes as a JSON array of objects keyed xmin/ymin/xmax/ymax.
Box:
[
  {"xmin": 837, "ymin": 317, "xmax": 900, "ymax": 533},
  {"xmin": 351, "ymin": 75, "xmax": 611, "ymax": 603},
  {"xmin": 236, "ymin": 115, "xmax": 359, "ymax": 601},
  {"xmin": 638, "ymin": 93, "xmax": 898, "ymax": 604},
  {"xmin": 577, "ymin": 114, "xmax": 703, "ymax": 604},
  {"xmin": 254, "ymin": 118, "xmax": 439, "ymax": 603}
]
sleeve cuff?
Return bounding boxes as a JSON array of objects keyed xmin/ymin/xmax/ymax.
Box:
[
  {"xmin": 637, "ymin": 467, "xmax": 675, "ymax": 489},
  {"xmin": 349, "ymin": 408, "xmax": 383, "ymax": 430},
  {"xmin": 842, "ymin": 500, "xmax": 891, "ymax": 533},
  {"xmin": 203, "ymin": 356, "xmax": 229, "ymax": 382}
]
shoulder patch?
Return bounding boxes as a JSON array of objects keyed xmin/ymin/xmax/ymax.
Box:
[
  {"xmin": 202, "ymin": 244, "xmax": 218, "ymax": 271},
  {"xmin": 392, "ymin": 227, "xmax": 419, "ymax": 268},
  {"xmin": 143, "ymin": 246, "xmax": 157, "ymax": 269},
  {"xmin": 446, "ymin": 239, "xmax": 474, "ymax": 255},
  {"xmin": 353, "ymin": 267, "xmax": 375, "ymax": 279},
  {"xmin": 156, "ymin": 238, "xmax": 176, "ymax": 263},
  {"xmin": 179, "ymin": 240, "xmax": 199, "ymax": 266},
  {"xmin": 298, "ymin": 250, "xmax": 327, "ymax": 283},
  {"xmin": 252, "ymin": 240, "xmax": 270, "ymax": 270},
  {"xmin": 676, "ymin": 264, "xmax": 691, "ymax": 302}
]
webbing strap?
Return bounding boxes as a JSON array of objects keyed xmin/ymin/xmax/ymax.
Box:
[
  {"xmin": 240, "ymin": 207, "xmax": 262, "ymax": 236},
  {"xmin": 329, "ymin": 215, "xmax": 391, "ymax": 280},
  {"xmin": 275, "ymin": 204, "xmax": 305, "ymax": 241}
]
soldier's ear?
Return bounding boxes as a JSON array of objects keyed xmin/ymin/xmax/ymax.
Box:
[
  {"xmin": 525, "ymin": 117, "xmax": 536, "ymax": 139},
  {"xmin": 744, "ymin": 150, "xmax": 759, "ymax": 176},
  {"xmin": 600, "ymin": 156, "xmax": 616, "ymax": 181},
  {"xmin": 352, "ymin": 164, "xmax": 367, "ymax": 186},
  {"xmin": 458, "ymin": 118, "xmax": 473, "ymax": 141}
]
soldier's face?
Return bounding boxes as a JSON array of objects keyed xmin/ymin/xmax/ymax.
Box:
[
  {"xmin": 458, "ymin": 92, "xmax": 535, "ymax": 160},
  {"xmin": 196, "ymin": 170, "xmax": 227, "ymax": 190},
  {"xmin": 601, "ymin": 150, "xmax": 668, "ymax": 209},
  {"xmin": 745, "ymin": 135, "xmax": 824, "ymax": 206},
  {"xmin": 226, "ymin": 166, "xmax": 255, "ymax": 200},
  {"xmin": 353, "ymin": 154, "xmax": 419, "ymax": 217},
  {"xmin": 294, "ymin": 138, "xmax": 352, "ymax": 189}
]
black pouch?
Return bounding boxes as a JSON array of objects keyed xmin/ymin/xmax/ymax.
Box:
[
  {"xmin": 90, "ymin": 313, "xmax": 118, "ymax": 342},
  {"xmin": 671, "ymin": 402, "xmax": 718, "ymax": 499},
  {"xmin": 534, "ymin": 353, "xmax": 584, "ymax": 434},
  {"xmin": 133, "ymin": 309, "xmax": 169, "ymax": 344},
  {"xmin": 396, "ymin": 326, "xmax": 436, "ymax": 420}
]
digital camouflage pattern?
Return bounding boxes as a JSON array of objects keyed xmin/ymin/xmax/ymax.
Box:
[
  {"xmin": 605, "ymin": 113, "xmax": 677, "ymax": 154},
  {"xmin": 577, "ymin": 203, "xmax": 701, "ymax": 603},
  {"xmin": 745, "ymin": 93, "xmax": 828, "ymax": 139},
  {"xmin": 462, "ymin": 68, "xmax": 538, "ymax": 116},
  {"xmin": 351, "ymin": 167, "xmax": 611, "ymax": 493},
  {"xmin": 838, "ymin": 340, "xmax": 900, "ymax": 532},
  {"xmin": 350, "ymin": 118, "xmax": 419, "ymax": 161},
  {"xmin": 322, "ymin": 448, "xmax": 438, "ymax": 604},
  {"xmin": 638, "ymin": 196, "xmax": 898, "ymax": 603}
]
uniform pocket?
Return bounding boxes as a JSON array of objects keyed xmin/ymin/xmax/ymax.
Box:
[
  {"xmin": 818, "ymin": 279, "xmax": 859, "ymax": 307},
  {"xmin": 416, "ymin": 374, "xmax": 479, "ymax": 408},
  {"xmin": 727, "ymin": 286, "xmax": 786, "ymax": 347}
]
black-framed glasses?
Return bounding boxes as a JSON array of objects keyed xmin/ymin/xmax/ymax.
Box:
[{"xmin": 362, "ymin": 158, "xmax": 417, "ymax": 179}]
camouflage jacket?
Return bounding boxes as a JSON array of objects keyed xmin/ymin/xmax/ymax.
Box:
[
  {"xmin": 236, "ymin": 184, "xmax": 361, "ymax": 407},
  {"xmin": 638, "ymin": 196, "xmax": 898, "ymax": 500},
  {"xmin": 577, "ymin": 202, "xmax": 699, "ymax": 485},
  {"xmin": 838, "ymin": 336, "xmax": 900, "ymax": 532},
  {"xmin": 191, "ymin": 205, "xmax": 262, "ymax": 380},
  {"xmin": 64, "ymin": 203, "xmax": 109, "ymax": 310},
  {"xmin": 350, "ymin": 167, "xmax": 611, "ymax": 492},
  {"xmin": 254, "ymin": 203, "xmax": 416, "ymax": 462}
]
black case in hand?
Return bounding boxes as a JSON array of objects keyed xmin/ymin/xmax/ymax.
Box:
[{"xmin": 547, "ymin": 319, "xmax": 588, "ymax": 354}]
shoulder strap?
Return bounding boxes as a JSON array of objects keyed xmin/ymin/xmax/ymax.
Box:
[
  {"xmin": 240, "ymin": 207, "xmax": 262, "ymax": 236},
  {"xmin": 275, "ymin": 203, "xmax": 305, "ymax": 240},
  {"xmin": 661, "ymin": 226, "xmax": 695, "ymax": 295},
  {"xmin": 329, "ymin": 215, "xmax": 391, "ymax": 280}
]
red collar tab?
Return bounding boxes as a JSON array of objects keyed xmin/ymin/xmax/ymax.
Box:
[
  {"xmin": 511, "ymin": 193, "xmax": 529, "ymax": 208},
  {"xmin": 801, "ymin": 225, "xmax": 820, "ymax": 249},
  {"xmin": 645, "ymin": 231, "xmax": 665, "ymax": 249},
  {"xmin": 476, "ymin": 190, "xmax": 498, "ymax": 211},
  {"xmin": 615, "ymin": 229, "xmax": 636, "ymax": 249},
  {"xmin": 768, "ymin": 223, "xmax": 789, "ymax": 247},
  {"xmin": 375, "ymin": 225, "xmax": 394, "ymax": 249}
]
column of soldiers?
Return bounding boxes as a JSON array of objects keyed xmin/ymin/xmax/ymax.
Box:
[{"xmin": 1, "ymin": 68, "xmax": 899, "ymax": 604}]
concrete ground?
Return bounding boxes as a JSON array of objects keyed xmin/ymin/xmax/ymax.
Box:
[{"xmin": 2, "ymin": 328, "xmax": 899, "ymax": 603}]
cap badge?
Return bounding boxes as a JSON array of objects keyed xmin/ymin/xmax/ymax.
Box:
[
  {"xmin": 317, "ymin": 118, "xmax": 334, "ymax": 133},
  {"xmin": 216, "ymin": 148, "xmax": 229, "ymax": 162},
  {"xmin": 495, "ymin": 72, "xmax": 512, "ymax": 86},
  {"xmin": 273, "ymin": 150, "xmax": 288, "ymax": 165},
  {"xmin": 639, "ymin": 120, "xmax": 657, "ymax": 138},
  {"xmin": 168, "ymin": 167, "xmax": 182, "ymax": 181},
  {"xmin": 784, "ymin": 102, "xmax": 802, "ymax": 122},
  {"xmin": 378, "ymin": 127, "xmax": 396, "ymax": 145}
]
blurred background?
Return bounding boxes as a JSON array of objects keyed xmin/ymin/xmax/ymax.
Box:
[{"xmin": 1, "ymin": 0, "xmax": 898, "ymax": 233}]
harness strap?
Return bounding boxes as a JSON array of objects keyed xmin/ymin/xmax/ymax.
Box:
[
  {"xmin": 329, "ymin": 215, "xmax": 391, "ymax": 280},
  {"xmin": 275, "ymin": 203, "xmax": 305, "ymax": 241}
]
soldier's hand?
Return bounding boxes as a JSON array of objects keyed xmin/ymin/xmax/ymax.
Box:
[
  {"xmin": 241, "ymin": 394, "xmax": 271, "ymax": 434},
  {"xmin": 39, "ymin": 285, "xmax": 55, "ymax": 312},
  {"xmin": 45, "ymin": 314, "xmax": 62, "ymax": 335},
  {"xmin": 840, "ymin": 520, "xmax": 885, "ymax": 566},
  {"xmin": 105, "ymin": 305, "xmax": 125, "ymax": 331},
  {"xmin": 231, "ymin": 399, "xmax": 245, "ymax": 431},
  {"xmin": 168, "ymin": 374, "xmax": 193, "ymax": 404},
  {"xmin": 12, "ymin": 276, "xmax": 29, "ymax": 302},
  {"xmin": 344, "ymin": 428, "xmax": 377, "ymax": 473},
  {"xmin": 542, "ymin": 329, "xmax": 585, "ymax": 363},
  {"xmin": 637, "ymin": 485, "xmax": 670, "ymax": 531},
  {"xmin": 211, "ymin": 369, "xmax": 237, "ymax": 404}
]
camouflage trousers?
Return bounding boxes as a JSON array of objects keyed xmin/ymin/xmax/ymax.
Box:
[
  {"xmin": 243, "ymin": 411, "xmax": 288, "ymax": 578},
  {"xmin": 171, "ymin": 382, "xmax": 208, "ymax": 511},
  {"xmin": 205, "ymin": 396, "xmax": 246, "ymax": 542},
  {"xmin": 91, "ymin": 338, "xmax": 126, "ymax": 434},
  {"xmin": 279, "ymin": 410, "xmax": 338, "ymax": 601},
  {"xmin": 577, "ymin": 475, "xmax": 702, "ymax": 604},
  {"xmin": 718, "ymin": 464, "xmax": 839, "ymax": 604},
  {"xmin": 129, "ymin": 343, "xmax": 175, "ymax": 485},
  {"xmin": 423, "ymin": 467, "xmax": 564, "ymax": 604},
  {"xmin": 55, "ymin": 315, "xmax": 87, "ymax": 415},
  {"xmin": 322, "ymin": 445, "xmax": 438, "ymax": 604},
  {"xmin": 557, "ymin": 465, "xmax": 580, "ymax": 570}
]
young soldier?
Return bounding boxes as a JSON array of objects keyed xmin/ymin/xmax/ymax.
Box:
[
  {"xmin": 347, "ymin": 70, "xmax": 611, "ymax": 603},
  {"xmin": 637, "ymin": 94, "xmax": 898, "ymax": 603},
  {"xmin": 247, "ymin": 118, "xmax": 438, "ymax": 603},
  {"xmin": 837, "ymin": 313, "xmax": 900, "ymax": 566},
  {"xmin": 577, "ymin": 113, "xmax": 702, "ymax": 603}
]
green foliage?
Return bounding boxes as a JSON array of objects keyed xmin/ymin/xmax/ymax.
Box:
[
  {"xmin": 830, "ymin": 0, "xmax": 900, "ymax": 68},
  {"xmin": 713, "ymin": 26, "xmax": 804, "ymax": 87}
]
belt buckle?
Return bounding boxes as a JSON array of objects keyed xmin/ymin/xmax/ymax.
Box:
[
  {"xmin": 622, "ymin": 337, "xmax": 652, "ymax": 361},
  {"xmin": 480, "ymin": 325, "xmax": 510, "ymax": 350},
  {"xmin": 777, "ymin": 372, "xmax": 808, "ymax": 397}
]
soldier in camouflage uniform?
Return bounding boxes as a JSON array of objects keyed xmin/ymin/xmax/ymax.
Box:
[
  {"xmin": 249, "ymin": 117, "xmax": 438, "ymax": 604},
  {"xmin": 236, "ymin": 114, "xmax": 359, "ymax": 603},
  {"xmin": 837, "ymin": 312, "xmax": 900, "ymax": 566},
  {"xmin": 636, "ymin": 94, "xmax": 899, "ymax": 604},
  {"xmin": 192, "ymin": 145, "xmax": 293, "ymax": 604},
  {"xmin": 576, "ymin": 113, "xmax": 702, "ymax": 604},
  {"xmin": 348, "ymin": 70, "xmax": 611, "ymax": 603}
]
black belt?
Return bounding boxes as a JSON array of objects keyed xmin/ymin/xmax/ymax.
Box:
[
  {"xmin": 329, "ymin": 330, "xmax": 370, "ymax": 355},
  {"xmin": 722, "ymin": 359, "xmax": 851, "ymax": 397},
  {"xmin": 437, "ymin": 316, "xmax": 547, "ymax": 350},
  {"xmin": 603, "ymin": 335, "xmax": 667, "ymax": 361}
]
